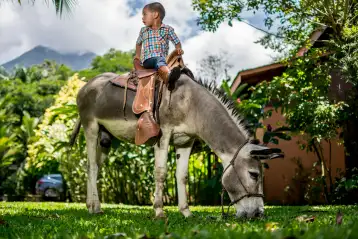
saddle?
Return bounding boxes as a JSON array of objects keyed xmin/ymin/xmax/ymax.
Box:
[{"xmin": 110, "ymin": 50, "xmax": 185, "ymax": 145}]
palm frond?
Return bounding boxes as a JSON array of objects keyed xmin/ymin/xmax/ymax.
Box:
[
  {"xmin": 51, "ymin": 0, "xmax": 77, "ymax": 16},
  {"xmin": 14, "ymin": 0, "xmax": 77, "ymax": 16}
]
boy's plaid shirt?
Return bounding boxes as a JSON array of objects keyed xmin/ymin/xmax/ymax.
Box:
[{"xmin": 136, "ymin": 24, "xmax": 180, "ymax": 63}]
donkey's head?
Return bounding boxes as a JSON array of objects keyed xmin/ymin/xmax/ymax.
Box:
[{"xmin": 221, "ymin": 141, "xmax": 284, "ymax": 219}]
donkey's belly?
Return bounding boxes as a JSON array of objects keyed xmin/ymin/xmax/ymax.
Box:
[
  {"xmin": 172, "ymin": 132, "xmax": 193, "ymax": 146},
  {"xmin": 97, "ymin": 118, "xmax": 137, "ymax": 143}
]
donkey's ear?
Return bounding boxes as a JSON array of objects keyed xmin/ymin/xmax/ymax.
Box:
[{"xmin": 250, "ymin": 147, "xmax": 284, "ymax": 160}]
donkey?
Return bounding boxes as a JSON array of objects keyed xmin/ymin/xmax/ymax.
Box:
[{"xmin": 69, "ymin": 69, "xmax": 284, "ymax": 219}]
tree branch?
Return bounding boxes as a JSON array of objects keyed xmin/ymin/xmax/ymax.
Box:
[
  {"xmin": 305, "ymin": 17, "xmax": 329, "ymax": 27},
  {"xmin": 310, "ymin": 5, "xmax": 329, "ymax": 16}
]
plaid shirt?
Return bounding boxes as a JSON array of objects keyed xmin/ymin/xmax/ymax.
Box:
[{"xmin": 136, "ymin": 24, "xmax": 180, "ymax": 64}]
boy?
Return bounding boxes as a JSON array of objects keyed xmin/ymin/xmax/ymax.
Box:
[{"xmin": 134, "ymin": 2, "xmax": 183, "ymax": 84}]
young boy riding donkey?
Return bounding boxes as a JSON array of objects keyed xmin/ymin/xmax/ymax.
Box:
[
  {"xmin": 134, "ymin": 2, "xmax": 184, "ymax": 83},
  {"xmin": 108, "ymin": 2, "xmax": 186, "ymax": 146}
]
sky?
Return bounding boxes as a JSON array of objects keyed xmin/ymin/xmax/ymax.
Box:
[{"xmin": 0, "ymin": 0, "xmax": 277, "ymax": 82}]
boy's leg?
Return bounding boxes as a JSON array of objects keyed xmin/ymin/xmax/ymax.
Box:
[
  {"xmin": 156, "ymin": 57, "xmax": 167, "ymax": 69},
  {"xmin": 156, "ymin": 57, "xmax": 181, "ymax": 85},
  {"xmin": 143, "ymin": 58, "xmax": 157, "ymax": 69}
]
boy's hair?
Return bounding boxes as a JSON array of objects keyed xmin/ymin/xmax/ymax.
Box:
[{"xmin": 144, "ymin": 2, "xmax": 166, "ymax": 21}]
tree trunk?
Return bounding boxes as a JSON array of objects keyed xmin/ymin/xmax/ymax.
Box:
[{"xmin": 312, "ymin": 139, "xmax": 330, "ymax": 204}]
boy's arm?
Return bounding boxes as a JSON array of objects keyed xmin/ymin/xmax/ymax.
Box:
[
  {"xmin": 135, "ymin": 28, "xmax": 143, "ymax": 60},
  {"xmin": 168, "ymin": 27, "xmax": 184, "ymax": 55},
  {"xmin": 135, "ymin": 43, "xmax": 142, "ymax": 60},
  {"xmin": 175, "ymin": 43, "xmax": 184, "ymax": 55}
]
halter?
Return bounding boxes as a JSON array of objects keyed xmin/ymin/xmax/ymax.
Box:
[{"xmin": 220, "ymin": 139, "xmax": 265, "ymax": 218}]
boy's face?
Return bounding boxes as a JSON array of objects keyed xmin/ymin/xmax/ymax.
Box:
[{"xmin": 142, "ymin": 8, "xmax": 158, "ymax": 27}]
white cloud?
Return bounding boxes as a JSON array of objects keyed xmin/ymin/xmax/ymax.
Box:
[
  {"xmin": 183, "ymin": 21, "xmax": 275, "ymax": 82},
  {"xmin": 0, "ymin": 0, "xmax": 275, "ymax": 82}
]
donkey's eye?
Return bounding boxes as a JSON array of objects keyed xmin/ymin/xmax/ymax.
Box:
[{"xmin": 249, "ymin": 171, "xmax": 259, "ymax": 180}]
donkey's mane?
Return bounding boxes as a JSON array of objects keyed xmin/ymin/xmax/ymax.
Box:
[{"xmin": 180, "ymin": 68, "xmax": 252, "ymax": 138}]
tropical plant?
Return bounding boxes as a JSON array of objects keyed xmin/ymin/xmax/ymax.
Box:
[
  {"xmin": 1, "ymin": 0, "xmax": 77, "ymax": 16},
  {"xmin": 221, "ymin": 79, "xmax": 292, "ymax": 145},
  {"xmin": 0, "ymin": 61, "xmax": 72, "ymax": 197},
  {"xmin": 0, "ymin": 109, "xmax": 24, "ymax": 196}
]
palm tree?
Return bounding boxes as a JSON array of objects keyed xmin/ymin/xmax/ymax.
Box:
[{"xmin": 3, "ymin": 0, "xmax": 77, "ymax": 16}]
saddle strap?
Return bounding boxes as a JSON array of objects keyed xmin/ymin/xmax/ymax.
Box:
[
  {"xmin": 120, "ymin": 71, "xmax": 137, "ymax": 120},
  {"xmin": 155, "ymin": 81, "xmax": 164, "ymax": 123}
]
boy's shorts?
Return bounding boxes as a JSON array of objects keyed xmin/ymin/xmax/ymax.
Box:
[{"xmin": 143, "ymin": 56, "xmax": 167, "ymax": 70}]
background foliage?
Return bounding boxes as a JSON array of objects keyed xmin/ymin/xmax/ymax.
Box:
[{"xmin": 0, "ymin": 61, "xmax": 72, "ymax": 198}]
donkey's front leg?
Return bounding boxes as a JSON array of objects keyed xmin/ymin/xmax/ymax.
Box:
[
  {"xmin": 153, "ymin": 133, "xmax": 171, "ymax": 219},
  {"xmin": 175, "ymin": 141, "xmax": 194, "ymax": 218},
  {"xmin": 84, "ymin": 121, "xmax": 103, "ymax": 214}
]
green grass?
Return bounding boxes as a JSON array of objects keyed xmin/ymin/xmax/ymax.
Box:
[{"xmin": 0, "ymin": 202, "xmax": 358, "ymax": 239}]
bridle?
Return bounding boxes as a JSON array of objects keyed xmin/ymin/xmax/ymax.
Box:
[{"xmin": 220, "ymin": 139, "xmax": 265, "ymax": 218}]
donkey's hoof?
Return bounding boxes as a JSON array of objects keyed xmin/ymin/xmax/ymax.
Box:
[
  {"xmin": 86, "ymin": 200, "xmax": 102, "ymax": 214},
  {"xmin": 181, "ymin": 209, "xmax": 193, "ymax": 218},
  {"xmin": 89, "ymin": 210, "xmax": 104, "ymax": 215},
  {"xmin": 155, "ymin": 214, "xmax": 166, "ymax": 220},
  {"xmin": 154, "ymin": 209, "xmax": 166, "ymax": 220},
  {"xmin": 92, "ymin": 210, "xmax": 104, "ymax": 215}
]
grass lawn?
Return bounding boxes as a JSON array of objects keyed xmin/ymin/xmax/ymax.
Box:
[{"xmin": 0, "ymin": 202, "xmax": 358, "ymax": 239}]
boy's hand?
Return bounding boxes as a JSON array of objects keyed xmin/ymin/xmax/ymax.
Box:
[{"xmin": 177, "ymin": 48, "xmax": 184, "ymax": 55}]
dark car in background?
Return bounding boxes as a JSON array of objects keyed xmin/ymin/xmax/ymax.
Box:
[{"xmin": 35, "ymin": 174, "xmax": 66, "ymax": 201}]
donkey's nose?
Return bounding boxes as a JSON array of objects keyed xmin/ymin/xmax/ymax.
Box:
[{"xmin": 254, "ymin": 208, "xmax": 264, "ymax": 218}]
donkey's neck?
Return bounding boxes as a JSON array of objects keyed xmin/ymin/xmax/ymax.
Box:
[{"xmin": 192, "ymin": 88, "xmax": 249, "ymax": 167}]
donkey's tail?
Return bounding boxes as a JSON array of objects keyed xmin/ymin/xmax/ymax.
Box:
[{"xmin": 69, "ymin": 118, "xmax": 81, "ymax": 148}]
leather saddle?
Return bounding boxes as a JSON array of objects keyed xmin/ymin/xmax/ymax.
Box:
[{"xmin": 109, "ymin": 50, "xmax": 185, "ymax": 145}]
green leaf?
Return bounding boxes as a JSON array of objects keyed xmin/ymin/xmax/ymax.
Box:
[
  {"xmin": 272, "ymin": 126, "xmax": 291, "ymax": 132},
  {"xmin": 221, "ymin": 80, "xmax": 232, "ymax": 97},
  {"xmin": 233, "ymin": 83, "xmax": 248, "ymax": 99},
  {"xmin": 271, "ymin": 132, "xmax": 292, "ymax": 141},
  {"xmin": 263, "ymin": 132, "xmax": 271, "ymax": 144},
  {"xmin": 270, "ymin": 138, "xmax": 279, "ymax": 144}
]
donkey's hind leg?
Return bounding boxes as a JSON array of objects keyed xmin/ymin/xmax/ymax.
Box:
[{"xmin": 84, "ymin": 121, "xmax": 109, "ymax": 214}]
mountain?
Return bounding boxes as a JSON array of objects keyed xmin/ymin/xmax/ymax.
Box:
[{"xmin": 1, "ymin": 45, "xmax": 96, "ymax": 71}]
